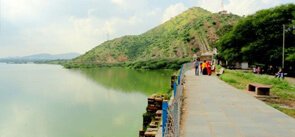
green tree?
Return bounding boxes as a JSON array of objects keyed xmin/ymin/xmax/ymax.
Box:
[{"xmin": 216, "ymin": 4, "xmax": 295, "ymax": 66}]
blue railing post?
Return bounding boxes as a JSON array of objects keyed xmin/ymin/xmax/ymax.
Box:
[
  {"xmin": 162, "ymin": 63, "xmax": 189, "ymax": 137},
  {"xmin": 180, "ymin": 64, "xmax": 183, "ymax": 75},
  {"xmin": 173, "ymin": 82, "xmax": 177, "ymax": 97},
  {"xmin": 178, "ymin": 64, "xmax": 184, "ymax": 85},
  {"xmin": 162, "ymin": 101, "xmax": 168, "ymax": 137}
]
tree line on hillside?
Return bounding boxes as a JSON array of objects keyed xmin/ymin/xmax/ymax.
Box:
[
  {"xmin": 64, "ymin": 58, "xmax": 192, "ymax": 70},
  {"xmin": 216, "ymin": 4, "xmax": 295, "ymax": 73}
]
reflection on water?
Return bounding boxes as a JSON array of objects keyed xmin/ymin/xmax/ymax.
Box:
[
  {"xmin": 74, "ymin": 67, "xmax": 173, "ymax": 95},
  {"xmin": 0, "ymin": 64, "xmax": 173, "ymax": 137}
]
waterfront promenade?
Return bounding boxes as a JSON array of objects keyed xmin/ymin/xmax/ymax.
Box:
[{"xmin": 182, "ymin": 70, "xmax": 295, "ymax": 137}]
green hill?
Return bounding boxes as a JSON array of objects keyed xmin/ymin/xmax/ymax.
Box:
[{"xmin": 66, "ymin": 7, "xmax": 240, "ymax": 69}]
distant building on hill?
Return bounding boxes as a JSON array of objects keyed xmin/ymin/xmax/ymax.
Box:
[
  {"xmin": 219, "ymin": 0, "xmax": 228, "ymax": 15},
  {"xmin": 218, "ymin": 10, "xmax": 228, "ymax": 15}
]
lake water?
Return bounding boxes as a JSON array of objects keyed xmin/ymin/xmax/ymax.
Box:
[{"xmin": 0, "ymin": 63, "xmax": 173, "ymax": 137}]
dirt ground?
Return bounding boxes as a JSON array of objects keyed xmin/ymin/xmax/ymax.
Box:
[{"xmin": 285, "ymin": 77, "xmax": 295, "ymax": 85}]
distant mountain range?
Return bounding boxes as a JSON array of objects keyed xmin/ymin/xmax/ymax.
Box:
[{"xmin": 0, "ymin": 52, "xmax": 80, "ymax": 63}]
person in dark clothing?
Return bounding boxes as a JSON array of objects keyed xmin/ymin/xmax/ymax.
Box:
[
  {"xmin": 275, "ymin": 68, "xmax": 284, "ymax": 79},
  {"xmin": 202, "ymin": 60, "xmax": 207, "ymax": 75}
]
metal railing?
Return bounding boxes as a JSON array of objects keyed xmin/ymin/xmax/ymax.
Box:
[{"xmin": 162, "ymin": 63, "xmax": 192, "ymax": 137}]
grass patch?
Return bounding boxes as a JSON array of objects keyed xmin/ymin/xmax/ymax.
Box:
[
  {"xmin": 220, "ymin": 76, "xmax": 237, "ymax": 84},
  {"xmin": 269, "ymin": 104, "xmax": 295, "ymax": 118},
  {"xmin": 220, "ymin": 70, "xmax": 295, "ymax": 100},
  {"xmin": 219, "ymin": 69, "xmax": 295, "ymax": 117}
]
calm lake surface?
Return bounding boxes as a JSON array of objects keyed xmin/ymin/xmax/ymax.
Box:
[{"xmin": 0, "ymin": 63, "xmax": 173, "ymax": 137}]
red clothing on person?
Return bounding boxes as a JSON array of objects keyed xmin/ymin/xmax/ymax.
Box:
[{"xmin": 206, "ymin": 62, "xmax": 211, "ymax": 75}]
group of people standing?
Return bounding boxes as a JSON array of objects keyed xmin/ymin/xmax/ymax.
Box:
[
  {"xmin": 253, "ymin": 65, "xmax": 285, "ymax": 79},
  {"xmin": 194, "ymin": 58, "xmax": 212, "ymax": 76}
]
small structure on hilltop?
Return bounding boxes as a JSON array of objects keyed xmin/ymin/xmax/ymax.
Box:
[
  {"xmin": 218, "ymin": 10, "xmax": 228, "ymax": 15},
  {"xmin": 218, "ymin": 0, "xmax": 228, "ymax": 15}
]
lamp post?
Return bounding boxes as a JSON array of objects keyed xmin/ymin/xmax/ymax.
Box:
[{"xmin": 282, "ymin": 24, "xmax": 285, "ymax": 69}]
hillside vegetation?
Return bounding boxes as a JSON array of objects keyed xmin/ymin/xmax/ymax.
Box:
[
  {"xmin": 220, "ymin": 69, "xmax": 295, "ymax": 117},
  {"xmin": 216, "ymin": 4, "xmax": 295, "ymax": 66},
  {"xmin": 66, "ymin": 7, "xmax": 240, "ymax": 69}
]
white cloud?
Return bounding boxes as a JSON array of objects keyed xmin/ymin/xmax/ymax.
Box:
[
  {"xmin": 0, "ymin": 0, "xmax": 163, "ymax": 57},
  {"xmin": 111, "ymin": 0, "xmax": 147, "ymax": 10},
  {"xmin": 1, "ymin": 0, "xmax": 292, "ymax": 57},
  {"xmin": 196, "ymin": 0, "xmax": 282, "ymax": 16},
  {"xmin": 18, "ymin": 16, "xmax": 103, "ymax": 54},
  {"xmin": 2, "ymin": 0, "xmax": 49, "ymax": 21},
  {"xmin": 16, "ymin": 12, "xmax": 148, "ymax": 55},
  {"xmin": 196, "ymin": 0, "xmax": 221, "ymax": 13},
  {"xmin": 147, "ymin": 8, "xmax": 161, "ymax": 17},
  {"xmin": 102, "ymin": 15, "xmax": 145, "ymax": 37},
  {"xmin": 111, "ymin": 0, "xmax": 125, "ymax": 6},
  {"xmin": 225, "ymin": 0, "xmax": 281, "ymax": 15},
  {"xmin": 162, "ymin": 3, "xmax": 188, "ymax": 23}
]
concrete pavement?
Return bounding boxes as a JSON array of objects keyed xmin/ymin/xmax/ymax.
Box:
[{"xmin": 182, "ymin": 70, "xmax": 295, "ymax": 137}]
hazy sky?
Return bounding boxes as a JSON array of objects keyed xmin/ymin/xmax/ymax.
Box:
[{"xmin": 0, "ymin": 0, "xmax": 293, "ymax": 57}]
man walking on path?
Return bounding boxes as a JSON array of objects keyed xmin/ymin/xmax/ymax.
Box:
[{"xmin": 194, "ymin": 58, "xmax": 200, "ymax": 76}]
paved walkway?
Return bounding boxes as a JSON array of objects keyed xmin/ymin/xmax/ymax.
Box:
[{"xmin": 183, "ymin": 70, "xmax": 295, "ymax": 137}]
